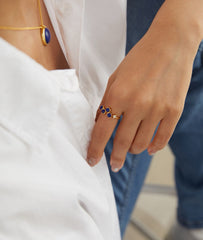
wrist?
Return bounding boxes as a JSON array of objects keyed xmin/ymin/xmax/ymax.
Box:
[{"xmin": 151, "ymin": 0, "xmax": 203, "ymax": 55}]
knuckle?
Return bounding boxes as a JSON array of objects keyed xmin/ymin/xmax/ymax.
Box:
[
  {"xmin": 111, "ymin": 154, "xmax": 123, "ymax": 164},
  {"xmin": 128, "ymin": 148, "xmax": 135, "ymax": 154},
  {"xmin": 139, "ymin": 95, "xmax": 153, "ymax": 107},
  {"xmin": 128, "ymin": 144, "xmax": 136, "ymax": 154},
  {"xmin": 107, "ymin": 73, "xmax": 116, "ymax": 86},
  {"xmin": 158, "ymin": 100, "xmax": 183, "ymax": 116},
  {"xmin": 110, "ymin": 85, "xmax": 129, "ymax": 102},
  {"xmin": 133, "ymin": 96, "xmax": 153, "ymax": 112},
  {"xmin": 133, "ymin": 141, "xmax": 148, "ymax": 152},
  {"xmin": 165, "ymin": 104, "xmax": 182, "ymax": 116},
  {"xmin": 114, "ymin": 137, "xmax": 130, "ymax": 150},
  {"xmin": 129, "ymin": 147, "xmax": 144, "ymax": 155},
  {"xmin": 108, "ymin": 73, "xmax": 115, "ymax": 82},
  {"xmin": 129, "ymin": 145, "xmax": 139, "ymax": 154},
  {"xmin": 154, "ymin": 135, "xmax": 169, "ymax": 149},
  {"xmin": 153, "ymin": 100, "xmax": 183, "ymax": 117},
  {"xmin": 153, "ymin": 100, "xmax": 165, "ymax": 113}
]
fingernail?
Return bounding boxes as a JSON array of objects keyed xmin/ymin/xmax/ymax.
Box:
[
  {"xmin": 87, "ymin": 157, "xmax": 97, "ymax": 166},
  {"xmin": 111, "ymin": 163, "xmax": 121, "ymax": 173},
  {"xmin": 148, "ymin": 149, "xmax": 156, "ymax": 156}
]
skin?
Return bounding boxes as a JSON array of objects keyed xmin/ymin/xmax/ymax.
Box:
[
  {"xmin": 87, "ymin": 0, "xmax": 203, "ymax": 172},
  {"xmin": 1, "ymin": 0, "xmax": 202, "ymax": 173},
  {"xmin": 0, "ymin": 0, "xmax": 69, "ymax": 70}
]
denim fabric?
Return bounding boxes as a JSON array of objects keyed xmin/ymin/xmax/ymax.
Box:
[
  {"xmin": 170, "ymin": 44, "xmax": 203, "ymax": 228},
  {"xmin": 105, "ymin": 0, "xmax": 203, "ymax": 237}
]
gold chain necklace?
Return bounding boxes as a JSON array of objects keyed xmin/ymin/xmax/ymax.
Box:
[{"xmin": 0, "ymin": 0, "xmax": 51, "ymax": 46}]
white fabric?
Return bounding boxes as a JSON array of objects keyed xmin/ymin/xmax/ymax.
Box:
[
  {"xmin": 45, "ymin": 0, "xmax": 127, "ymax": 112},
  {"xmin": 0, "ymin": 0, "xmax": 126, "ymax": 239}
]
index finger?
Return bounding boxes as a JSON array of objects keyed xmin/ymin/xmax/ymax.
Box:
[{"xmin": 86, "ymin": 105, "xmax": 122, "ymax": 166}]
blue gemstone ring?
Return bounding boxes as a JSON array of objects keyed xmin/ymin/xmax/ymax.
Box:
[
  {"xmin": 41, "ymin": 26, "xmax": 51, "ymax": 46},
  {"xmin": 98, "ymin": 105, "xmax": 121, "ymax": 120}
]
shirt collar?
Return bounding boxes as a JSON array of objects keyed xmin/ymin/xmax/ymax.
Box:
[{"xmin": 0, "ymin": 38, "xmax": 60, "ymax": 148}]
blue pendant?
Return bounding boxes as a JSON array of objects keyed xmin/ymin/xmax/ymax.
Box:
[{"xmin": 41, "ymin": 27, "xmax": 51, "ymax": 46}]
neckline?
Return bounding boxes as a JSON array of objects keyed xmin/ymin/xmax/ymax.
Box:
[{"xmin": 0, "ymin": 1, "xmax": 71, "ymax": 72}]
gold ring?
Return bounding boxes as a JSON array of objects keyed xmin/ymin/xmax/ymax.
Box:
[{"xmin": 98, "ymin": 105, "xmax": 121, "ymax": 120}]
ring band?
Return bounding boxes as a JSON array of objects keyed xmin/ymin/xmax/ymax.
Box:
[{"xmin": 98, "ymin": 105, "xmax": 121, "ymax": 120}]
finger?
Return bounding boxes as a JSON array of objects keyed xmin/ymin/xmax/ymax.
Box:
[
  {"xmin": 110, "ymin": 110, "xmax": 142, "ymax": 172},
  {"xmin": 95, "ymin": 108, "xmax": 101, "ymax": 122},
  {"xmin": 87, "ymin": 104, "xmax": 122, "ymax": 167},
  {"xmin": 95, "ymin": 74, "xmax": 116, "ymax": 122},
  {"xmin": 129, "ymin": 114, "xmax": 160, "ymax": 155},
  {"xmin": 147, "ymin": 112, "xmax": 180, "ymax": 155}
]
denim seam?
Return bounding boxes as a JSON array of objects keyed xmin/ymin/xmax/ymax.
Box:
[{"xmin": 178, "ymin": 214, "xmax": 203, "ymax": 228}]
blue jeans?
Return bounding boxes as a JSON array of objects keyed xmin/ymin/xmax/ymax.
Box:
[{"xmin": 105, "ymin": 0, "xmax": 203, "ymax": 237}]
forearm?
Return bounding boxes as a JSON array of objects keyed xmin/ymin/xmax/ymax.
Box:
[{"xmin": 150, "ymin": 0, "xmax": 203, "ymax": 55}]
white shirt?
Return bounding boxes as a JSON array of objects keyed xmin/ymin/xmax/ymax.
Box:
[{"xmin": 0, "ymin": 0, "xmax": 126, "ymax": 239}]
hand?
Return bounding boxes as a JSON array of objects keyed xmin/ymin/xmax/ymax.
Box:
[{"xmin": 86, "ymin": 0, "xmax": 202, "ymax": 172}]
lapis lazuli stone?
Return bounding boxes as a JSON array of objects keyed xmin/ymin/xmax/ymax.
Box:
[
  {"xmin": 106, "ymin": 107, "xmax": 110, "ymax": 112},
  {"xmin": 101, "ymin": 109, "xmax": 106, "ymax": 114},
  {"xmin": 100, "ymin": 105, "xmax": 103, "ymax": 110},
  {"xmin": 45, "ymin": 28, "xmax": 51, "ymax": 44},
  {"xmin": 107, "ymin": 113, "xmax": 112, "ymax": 118}
]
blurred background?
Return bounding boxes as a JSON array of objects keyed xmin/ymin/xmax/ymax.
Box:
[{"xmin": 124, "ymin": 145, "xmax": 176, "ymax": 240}]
